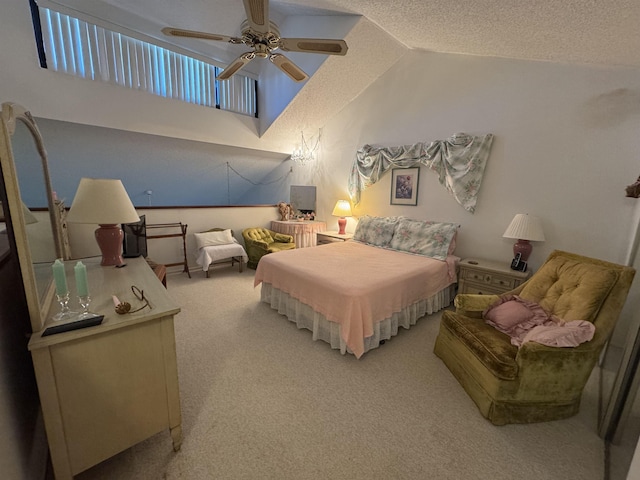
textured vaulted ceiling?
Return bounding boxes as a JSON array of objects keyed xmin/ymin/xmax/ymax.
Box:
[
  {"xmin": 40, "ymin": 0, "xmax": 640, "ymax": 139},
  {"xmin": 58, "ymin": 0, "xmax": 640, "ymax": 67}
]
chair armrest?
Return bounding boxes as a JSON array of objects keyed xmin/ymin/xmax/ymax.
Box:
[
  {"xmin": 273, "ymin": 233, "xmax": 294, "ymax": 243},
  {"xmin": 515, "ymin": 341, "xmax": 601, "ymax": 401},
  {"xmin": 245, "ymin": 238, "xmax": 269, "ymax": 251},
  {"xmin": 454, "ymin": 294, "xmax": 500, "ymax": 318}
]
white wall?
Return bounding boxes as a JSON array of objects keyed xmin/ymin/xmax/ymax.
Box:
[
  {"xmin": 627, "ymin": 438, "xmax": 640, "ymax": 479},
  {"xmin": 318, "ymin": 51, "xmax": 640, "ymax": 263},
  {"xmin": 314, "ymin": 50, "xmax": 640, "ymax": 345}
]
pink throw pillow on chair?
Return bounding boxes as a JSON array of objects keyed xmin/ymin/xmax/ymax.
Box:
[{"xmin": 483, "ymin": 299, "xmax": 536, "ymax": 331}]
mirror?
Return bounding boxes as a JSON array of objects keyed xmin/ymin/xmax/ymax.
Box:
[
  {"xmin": 290, "ymin": 185, "xmax": 316, "ymax": 214},
  {"xmin": 0, "ymin": 102, "xmax": 65, "ymax": 332}
]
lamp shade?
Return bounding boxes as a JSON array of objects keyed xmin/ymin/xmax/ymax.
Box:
[
  {"xmin": 332, "ymin": 200, "xmax": 352, "ymax": 218},
  {"xmin": 66, "ymin": 178, "xmax": 139, "ymax": 266},
  {"xmin": 503, "ymin": 214, "xmax": 545, "ymax": 263},
  {"xmin": 502, "ymin": 214, "xmax": 546, "ymax": 241},
  {"xmin": 66, "ymin": 178, "xmax": 139, "ymax": 225}
]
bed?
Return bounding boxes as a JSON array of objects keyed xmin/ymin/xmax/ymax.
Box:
[{"xmin": 254, "ymin": 216, "xmax": 459, "ymax": 358}]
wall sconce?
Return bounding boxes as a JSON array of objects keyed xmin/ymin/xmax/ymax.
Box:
[{"xmin": 291, "ymin": 130, "xmax": 320, "ymax": 166}]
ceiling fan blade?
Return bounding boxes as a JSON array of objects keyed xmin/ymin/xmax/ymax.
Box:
[
  {"xmin": 279, "ymin": 38, "xmax": 348, "ymax": 56},
  {"xmin": 217, "ymin": 52, "xmax": 255, "ymax": 80},
  {"xmin": 269, "ymin": 53, "xmax": 308, "ymax": 83},
  {"xmin": 162, "ymin": 27, "xmax": 242, "ymax": 44},
  {"xmin": 242, "ymin": 0, "xmax": 270, "ymax": 34}
]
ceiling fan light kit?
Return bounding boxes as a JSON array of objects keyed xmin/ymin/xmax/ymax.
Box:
[{"xmin": 162, "ymin": 0, "xmax": 348, "ymax": 83}]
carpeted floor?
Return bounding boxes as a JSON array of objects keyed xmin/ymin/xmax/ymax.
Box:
[{"xmin": 77, "ymin": 266, "xmax": 605, "ymax": 480}]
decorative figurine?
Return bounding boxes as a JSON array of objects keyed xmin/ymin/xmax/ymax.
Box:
[{"xmin": 278, "ymin": 201, "xmax": 290, "ymax": 220}]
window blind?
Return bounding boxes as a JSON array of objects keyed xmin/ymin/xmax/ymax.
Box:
[{"xmin": 38, "ymin": 8, "xmax": 257, "ymax": 117}]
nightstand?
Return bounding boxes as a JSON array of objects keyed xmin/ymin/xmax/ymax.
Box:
[
  {"xmin": 458, "ymin": 258, "xmax": 530, "ymax": 295},
  {"xmin": 317, "ymin": 231, "xmax": 353, "ymax": 245}
]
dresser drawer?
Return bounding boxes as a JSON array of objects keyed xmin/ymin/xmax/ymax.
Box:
[
  {"xmin": 458, "ymin": 282, "xmax": 509, "ymax": 296},
  {"xmin": 458, "ymin": 258, "xmax": 530, "ymax": 296},
  {"xmin": 461, "ymin": 269, "xmax": 519, "ymax": 290}
]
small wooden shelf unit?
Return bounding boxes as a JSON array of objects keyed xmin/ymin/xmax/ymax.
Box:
[{"xmin": 146, "ymin": 222, "xmax": 191, "ymax": 278}]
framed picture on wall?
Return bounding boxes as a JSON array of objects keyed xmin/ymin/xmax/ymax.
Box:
[{"xmin": 390, "ymin": 167, "xmax": 420, "ymax": 206}]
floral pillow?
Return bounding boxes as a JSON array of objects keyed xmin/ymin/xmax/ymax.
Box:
[
  {"xmin": 389, "ymin": 219, "xmax": 458, "ymax": 260},
  {"xmin": 353, "ymin": 215, "xmax": 405, "ymax": 247}
]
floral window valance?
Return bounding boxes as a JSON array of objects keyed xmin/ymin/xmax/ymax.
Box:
[{"xmin": 348, "ymin": 132, "xmax": 494, "ymax": 213}]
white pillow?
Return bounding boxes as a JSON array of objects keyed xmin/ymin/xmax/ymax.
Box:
[{"xmin": 194, "ymin": 229, "xmax": 234, "ymax": 249}]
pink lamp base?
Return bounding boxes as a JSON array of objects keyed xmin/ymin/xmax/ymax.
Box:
[
  {"xmin": 95, "ymin": 224, "xmax": 125, "ymax": 266},
  {"xmin": 513, "ymin": 239, "xmax": 533, "ymax": 262},
  {"xmin": 337, "ymin": 217, "xmax": 347, "ymax": 235}
]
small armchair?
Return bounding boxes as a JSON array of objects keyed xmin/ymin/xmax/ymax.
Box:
[
  {"xmin": 434, "ymin": 250, "xmax": 635, "ymax": 425},
  {"xmin": 242, "ymin": 227, "xmax": 295, "ymax": 269}
]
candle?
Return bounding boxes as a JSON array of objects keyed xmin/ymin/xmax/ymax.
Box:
[
  {"xmin": 112, "ymin": 295, "xmax": 121, "ymax": 307},
  {"xmin": 52, "ymin": 259, "xmax": 68, "ymax": 296},
  {"xmin": 74, "ymin": 261, "xmax": 89, "ymax": 297}
]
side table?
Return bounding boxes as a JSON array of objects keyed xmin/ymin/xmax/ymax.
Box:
[
  {"xmin": 317, "ymin": 231, "xmax": 353, "ymax": 245},
  {"xmin": 270, "ymin": 220, "xmax": 326, "ymax": 248},
  {"xmin": 458, "ymin": 257, "xmax": 530, "ymax": 295}
]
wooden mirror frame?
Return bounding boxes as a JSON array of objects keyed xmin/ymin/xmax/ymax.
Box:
[{"xmin": 0, "ymin": 102, "xmax": 65, "ymax": 332}]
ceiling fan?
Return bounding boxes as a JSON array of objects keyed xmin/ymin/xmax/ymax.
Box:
[{"xmin": 161, "ymin": 0, "xmax": 348, "ymax": 83}]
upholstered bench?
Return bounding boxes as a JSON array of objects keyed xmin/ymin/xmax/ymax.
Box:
[{"xmin": 194, "ymin": 228, "xmax": 248, "ymax": 277}]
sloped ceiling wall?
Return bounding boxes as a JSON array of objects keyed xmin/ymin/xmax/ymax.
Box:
[{"xmin": 261, "ymin": 17, "xmax": 407, "ymax": 140}]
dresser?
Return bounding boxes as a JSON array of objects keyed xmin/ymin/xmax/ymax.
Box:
[
  {"xmin": 270, "ymin": 220, "xmax": 326, "ymax": 248},
  {"xmin": 317, "ymin": 231, "xmax": 353, "ymax": 245},
  {"xmin": 28, "ymin": 257, "xmax": 182, "ymax": 479},
  {"xmin": 458, "ymin": 257, "xmax": 530, "ymax": 295}
]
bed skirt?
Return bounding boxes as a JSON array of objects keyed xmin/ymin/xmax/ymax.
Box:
[{"xmin": 260, "ymin": 283, "xmax": 456, "ymax": 356}]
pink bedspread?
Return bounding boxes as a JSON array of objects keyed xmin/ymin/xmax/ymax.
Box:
[{"xmin": 254, "ymin": 241, "xmax": 457, "ymax": 357}]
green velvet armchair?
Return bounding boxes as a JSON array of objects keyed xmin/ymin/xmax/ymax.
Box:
[
  {"xmin": 242, "ymin": 227, "xmax": 295, "ymax": 269},
  {"xmin": 434, "ymin": 250, "xmax": 635, "ymax": 425}
]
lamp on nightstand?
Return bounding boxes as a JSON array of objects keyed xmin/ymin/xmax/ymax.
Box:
[
  {"xmin": 66, "ymin": 178, "xmax": 139, "ymax": 267},
  {"xmin": 503, "ymin": 213, "xmax": 545, "ymax": 262},
  {"xmin": 332, "ymin": 200, "xmax": 352, "ymax": 235}
]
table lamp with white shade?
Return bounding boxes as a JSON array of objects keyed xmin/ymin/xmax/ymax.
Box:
[
  {"xmin": 66, "ymin": 178, "xmax": 139, "ymax": 267},
  {"xmin": 502, "ymin": 213, "xmax": 546, "ymax": 262},
  {"xmin": 332, "ymin": 200, "xmax": 352, "ymax": 235}
]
